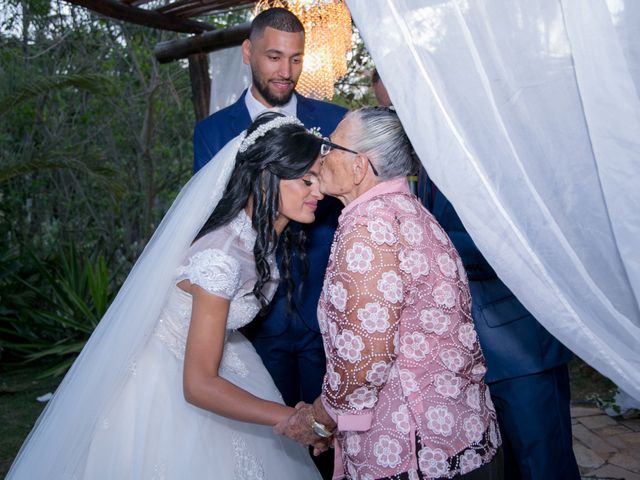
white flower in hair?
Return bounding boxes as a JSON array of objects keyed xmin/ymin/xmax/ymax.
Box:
[
  {"xmin": 307, "ymin": 126, "xmax": 323, "ymax": 138},
  {"xmin": 238, "ymin": 116, "xmax": 303, "ymax": 153}
]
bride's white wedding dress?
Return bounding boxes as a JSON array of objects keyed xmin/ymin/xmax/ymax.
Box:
[
  {"xmin": 77, "ymin": 210, "xmax": 321, "ymax": 479},
  {"xmin": 7, "ymin": 135, "xmax": 321, "ymax": 480}
]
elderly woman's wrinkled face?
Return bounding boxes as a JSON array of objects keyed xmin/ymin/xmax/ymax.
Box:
[{"xmin": 316, "ymin": 117, "xmax": 359, "ymax": 201}]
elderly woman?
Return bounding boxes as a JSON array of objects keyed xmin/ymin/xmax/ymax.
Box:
[{"xmin": 276, "ymin": 107, "xmax": 502, "ymax": 480}]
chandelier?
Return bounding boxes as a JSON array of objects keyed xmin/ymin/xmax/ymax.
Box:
[{"xmin": 254, "ymin": 0, "xmax": 353, "ymax": 99}]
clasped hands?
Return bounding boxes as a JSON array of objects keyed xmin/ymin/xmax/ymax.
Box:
[{"xmin": 274, "ymin": 401, "xmax": 333, "ymax": 456}]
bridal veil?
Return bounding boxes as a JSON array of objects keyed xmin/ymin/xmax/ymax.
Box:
[{"xmin": 7, "ymin": 135, "xmax": 242, "ymax": 479}]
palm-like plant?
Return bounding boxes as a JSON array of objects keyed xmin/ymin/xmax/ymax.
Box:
[
  {"xmin": 0, "ymin": 72, "xmax": 123, "ymax": 191},
  {"xmin": 0, "ymin": 245, "xmax": 117, "ymax": 377}
]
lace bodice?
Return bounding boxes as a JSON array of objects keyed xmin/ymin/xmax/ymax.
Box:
[{"xmin": 154, "ymin": 211, "xmax": 278, "ymax": 367}]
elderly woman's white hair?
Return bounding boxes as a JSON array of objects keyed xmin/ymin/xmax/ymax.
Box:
[{"xmin": 346, "ymin": 107, "xmax": 418, "ymax": 180}]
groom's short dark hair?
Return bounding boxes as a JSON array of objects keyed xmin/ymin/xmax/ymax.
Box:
[{"xmin": 249, "ymin": 8, "xmax": 305, "ymax": 40}]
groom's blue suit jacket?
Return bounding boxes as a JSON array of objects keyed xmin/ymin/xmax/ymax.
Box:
[
  {"xmin": 422, "ymin": 180, "xmax": 572, "ymax": 383},
  {"xmin": 193, "ymin": 90, "xmax": 346, "ymax": 338}
]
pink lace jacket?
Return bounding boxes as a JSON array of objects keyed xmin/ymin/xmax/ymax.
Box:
[{"xmin": 319, "ymin": 179, "xmax": 500, "ymax": 479}]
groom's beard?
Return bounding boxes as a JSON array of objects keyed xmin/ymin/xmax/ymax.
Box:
[{"xmin": 252, "ymin": 72, "xmax": 296, "ymax": 107}]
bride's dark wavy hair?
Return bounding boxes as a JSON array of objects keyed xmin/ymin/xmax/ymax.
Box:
[{"xmin": 194, "ymin": 111, "xmax": 322, "ymax": 307}]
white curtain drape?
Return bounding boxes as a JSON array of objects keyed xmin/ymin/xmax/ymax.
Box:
[
  {"xmin": 346, "ymin": 0, "xmax": 640, "ymax": 399},
  {"xmin": 208, "ymin": 46, "xmax": 251, "ymax": 114}
]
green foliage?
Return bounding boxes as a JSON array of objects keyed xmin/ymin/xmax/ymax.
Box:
[
  {"xmin": 0, "ymin": 154, "xmax": 123, "ymax": 193},
  {"xmin": 568, "ymin": 357, "xmax": 617, "ymax": 406},
  {"xmin": 0, "ymin": 245, "xmax": 118, "ymax": 377},
  {"xmin": 0, "ymin": 2, "xmax": 195, "ymax": 377},
  {"xmin": 587, "ymin": 392, "xmax": 621, "ymax": 415},
  {"xmin": 1, "ymin": 3, "xmax": 193, "ymax": 260},
  {"xmin": 0, "ymin": 72, "xmax": 115, "ymax": 115},
  {"xmin": 334, "ymin": 27, "xmax": 377, "ymax": 108}
]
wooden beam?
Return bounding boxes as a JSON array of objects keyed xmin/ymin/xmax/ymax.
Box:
[
  {"xmin": 154, "ymin": 22, "xmax": 250, "ymax": 63},
  {"xmin": 65, "ymin": 0, "xmax": 215, "ymax": 34},
  {"xmin": 188, "ymin": 53, "xmax": 211, "ymax": 121},
  {"xmin": 167, "ymin": 3, "xmax": 242, "ymax": 17},
  {"xmin": 157, "ymin": 0, "xmax": 254, "ymax": 16}
]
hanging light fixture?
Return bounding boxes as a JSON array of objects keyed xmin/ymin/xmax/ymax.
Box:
[{"xmin": 254, "ymin": 0, "xmax": 353, "ymax": 99}]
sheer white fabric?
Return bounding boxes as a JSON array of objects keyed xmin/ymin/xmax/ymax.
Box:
[
  {"xmin": 208, "ymin": 46, "xmax": 251, "ymax": 114},
  {"xmin": 7, "ymin": 137, "xmax": 320, "ymax": 479},
  {"xmin": 346, "ymin": 0, "xmax": 640, "ymax": 399}
]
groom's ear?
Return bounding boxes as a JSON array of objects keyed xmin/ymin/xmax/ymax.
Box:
[{"xmin": 242, "ymin": 39, "xmax": 252, "ymax": 66}]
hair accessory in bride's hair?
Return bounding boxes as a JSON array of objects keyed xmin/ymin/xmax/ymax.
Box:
[
  {"xmin": 238, "ymin": 116, "xmax": 304, "ymax": 153},
  {"xmin": 307, "ymin": 126, "xmax": 322, "ymax": 138}
]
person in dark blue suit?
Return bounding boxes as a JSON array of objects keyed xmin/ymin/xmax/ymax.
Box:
[{"xmin": 193, "ymin": 6, "xmax": 345, "ymax": 419}]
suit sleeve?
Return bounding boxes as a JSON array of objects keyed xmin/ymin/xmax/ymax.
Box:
[{"xmin": 193, "ymin": 121, "xmax": 215, "ymax": 173}]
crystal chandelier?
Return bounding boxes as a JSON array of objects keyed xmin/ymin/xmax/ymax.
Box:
[{"xmin": 254, "ymin": 0, "xmax": 353, "ymax": 99}]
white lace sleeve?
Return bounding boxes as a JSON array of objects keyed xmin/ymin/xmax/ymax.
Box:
[{"xmin": 176, "ymin": 248, "xmax": 241, "ymax": 299}]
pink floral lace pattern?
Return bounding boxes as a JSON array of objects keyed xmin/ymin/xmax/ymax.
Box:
[{"xmin": 319, "ymin": 183, "xmax": 500, "ymax": 479}]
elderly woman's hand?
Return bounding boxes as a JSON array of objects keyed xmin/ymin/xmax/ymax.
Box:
[{"xmin": 273, "ymin": 402, "xmax": 331, "ymax": 454}]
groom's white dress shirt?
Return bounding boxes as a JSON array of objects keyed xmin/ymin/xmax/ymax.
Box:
[{"xmin": 244, "ymin": 87, "xmax": 298, "ymax": 121}]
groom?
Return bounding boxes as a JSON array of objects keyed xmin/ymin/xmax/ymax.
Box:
[{"xmin": 193, "ymin": 6, "xmax": 345, "ymax": 426}]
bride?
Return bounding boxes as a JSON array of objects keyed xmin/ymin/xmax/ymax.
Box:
[{"xmin": 7, "ymin": 112, "xmax": 326, "ymax": 479}]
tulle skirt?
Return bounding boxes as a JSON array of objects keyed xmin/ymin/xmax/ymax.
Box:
[{"xmin": 76, "ymin": 331, "xmax": 320, "ymax": 479}]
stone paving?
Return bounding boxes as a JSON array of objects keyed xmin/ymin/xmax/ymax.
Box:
[{"xmin": 572, "ymin": 406, "xmax": 640, "ymax": 480}]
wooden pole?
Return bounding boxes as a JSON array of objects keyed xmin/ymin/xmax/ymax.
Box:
[
  {"xmin": 188, "ymin": 53, "xmax": 211, "ymax": 122},
  {"xmin": 154, "ymin": 22, "xmax": 250, "ymax": 63}
]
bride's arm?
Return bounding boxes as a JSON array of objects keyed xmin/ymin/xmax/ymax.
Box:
[{"xmin": 182, "ymin": 284, "xmax": 295, "ymax": 426}]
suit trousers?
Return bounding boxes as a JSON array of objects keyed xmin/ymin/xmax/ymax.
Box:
[
  {"xmin": 250, "ymin": 310, "xmax": 326, "ymax": 406},
  {"xmin": 488, "ymin": 365, "xmax": 580, "ymax": 480}
]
